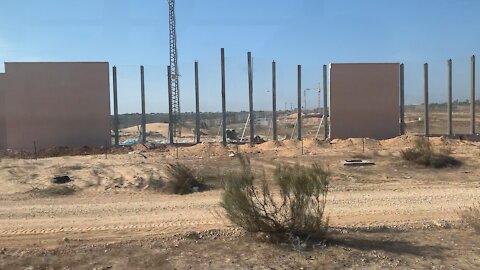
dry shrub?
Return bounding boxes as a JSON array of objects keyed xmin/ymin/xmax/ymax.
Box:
[
  {"xmin": 461, "ymin": 204, "xmax": 480, "ymax": 233},
  {"xmin": 401, "ymin": 137, "xmax": 459, "ymax": 168},
  {"xmin": 147, "ymin": 178, "xmax": 164, "ymax": 191},
  {"xmin": 221, "ymin": 156, "xmax": 329, "ymax": 242},
  {"xmin": 439, "ymin": 145, "xmax": 453, "ymax": 155},
  {"xmin": 163, "ymin": 163, "xmax": 208, "ymax": 195},
  {"xmin": 194, "ymin": 168, "xmax": 225, "ymax": 190}
]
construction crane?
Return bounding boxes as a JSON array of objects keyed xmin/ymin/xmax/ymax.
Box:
[{"xmin": 168, "ymin": 0, "xmax": 181, "ymax": 137}]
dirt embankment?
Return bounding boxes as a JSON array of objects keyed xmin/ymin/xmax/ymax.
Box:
[{"xmin": 1, "ymin": 135, "xmax": 479, "ymax": 268}]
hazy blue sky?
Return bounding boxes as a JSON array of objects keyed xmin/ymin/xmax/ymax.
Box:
[{"xmin": 0, "ymin": 0, "xmax": 479, "ymax": 113}]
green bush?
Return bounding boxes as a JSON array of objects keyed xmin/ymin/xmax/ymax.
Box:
[
  {"xmin": 221, "ymin": 156, "xmax": 329, "ymax": 242},
  {"xmin": 401, "ymin": 137, "xmax": 459, "ymax": 168},
  {"xmin": 163, "ymin": 163, "xmax": 208, "ymax": 195}
]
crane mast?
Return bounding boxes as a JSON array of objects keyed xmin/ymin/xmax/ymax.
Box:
[{"xmin": 168, "ymin": 0, "xmax": 181, "ymax": 137}]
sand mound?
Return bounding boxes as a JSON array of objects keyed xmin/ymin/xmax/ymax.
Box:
[
  {"xmin": 428, "ymin": 136, "xmax": 465, "ymax": 147},
  {"xmin": 381, "ymin": 135, "xmax": 421, "ymax": 148},
  {"xmin": 381, "ymin": 135, "xmax": 465, "ymax": 148},
  {"xmin": 303, "ymin": 138, "xmax": 323, "ymax": 148},
  {"xmin": 236, "ymin": 140, "xmax": 306, "ymax": 156},
  {"xmin": 238, "ymin": 139, "xmax": 324, "ymax": 153},
  {"xmin": 175, "ymin": 142, "xmax": 231, "ymax": 158},
  {"xmin": 282, "ymin": 140, "xmax": 299, "ymax": 148},
  {"xmin": 238, "ymin": 144, "xmax": 260, "ymax": 154},
  {"xmin": 362, "ymin": 138, "xmax": 382, "ymax": 148},
  {"xmin": 330, "ymin": 138, "xmax": 365, "ymax": 149},
  {"xmin": 121, "ymin": 123, "xmax": 194, "ymax": 137},
  {"xmin": 0, "ymin": 154, "xmax": 168, "ymax": 194},
  {"xmin": 256, "ymin": 140, "xmax": 284, "ymax": 151}
]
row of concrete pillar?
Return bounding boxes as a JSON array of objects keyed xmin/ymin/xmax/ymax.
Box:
[
  {"xmin": 406, "ymin": 55, "xmax": 476, "ymax": 137},
  {"xmin": 112, "ymin": 65, "xmax": 149, "ymax": 146},
  {"xmin": 223, "ymin": 56, "xmax": 329, "ymax": 145},
  {"xmin": 112, "ymin": 54, "xmax": 476, "ymax": 146},
  {"xmin": 111, "ymin": 48, "xmax": 331, "ymax": 146}
]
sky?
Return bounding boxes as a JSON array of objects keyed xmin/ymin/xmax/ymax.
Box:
[{"xmin": 0, "ymin": 0, "xmax": 479, "ymax": 113}]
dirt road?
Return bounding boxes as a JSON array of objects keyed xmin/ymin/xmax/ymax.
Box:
[
  {"xmin": 1, "ymin": 136, "xmax": 480, "ymax": 268},
  {"xmin": 1, "ymin": 180, "xmax": 478, "ymax": 249}
]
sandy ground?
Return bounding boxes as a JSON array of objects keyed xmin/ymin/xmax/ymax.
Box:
[
  {"xmin": 0, "ymin": 180, "xmax": 478, "ymax": 247},
  {"xmin": 2, "ymin": 228, "xmax": 478, "ymax": 269},
  {"xmin": 117, "ymin": 105, "xmax": 480, "ymax": 142},
  {"xmin": 1, "ymin": 135, "xmax": 480, "ymax": 268},
  {"xmin": 121, "ymin": 123, "xmax": 195, "ymax": 137}
]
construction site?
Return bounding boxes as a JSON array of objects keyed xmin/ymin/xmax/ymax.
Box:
[{"xmin": 0, "ymin": 1, "xmax": 479, "ymax": 269}]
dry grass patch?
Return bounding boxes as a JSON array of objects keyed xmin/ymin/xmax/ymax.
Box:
[{"xmin": 460, "ymin": 204, "xmax": 480, "ymax": 233}]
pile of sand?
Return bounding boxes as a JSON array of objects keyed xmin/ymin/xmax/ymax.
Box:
[
  {"xmin": 427, "ymin": 136, "xmax": 468, "ymax": 147},
  {"xmin": 282, "ymin": 140, "xmax": 300, "ymax": 148},
  {"xmin": 380, "ymin": 135, "xmax": 465, "ymax": 148},
  {"xmin": 256, "ymin": 140, "xmax": 284, "ymax": 151},
  {"xmin": 303, "ymin": 138, "xmax": 324, "ymax": 148},
  {"xmin": 380, "ymin": 135, "xmax": 420, "ymax": 148},
  {"xmin": 173, "ymin": 142, "xmax": 231, "ymax": 158},
  {"xmin": 0, "ymin": 155, "xmax": 167, "ymax": 194},
  {"xmin": 238, "ymin": 144, "xmax": 261, "ymax": 154},
  {"xmin": 363, "ymin": 138, "xmax": 382, "ymax": 149},
  {"xmin": 330, "ymin": 138, "xmax": 365, "ymax": 149},
  {"xmin": 331, "ymin": 135, "xmax": 451, "ymax": 150}
]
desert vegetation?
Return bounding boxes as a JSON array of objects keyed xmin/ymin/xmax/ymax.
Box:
[
  {"xmin": 221, "ymin": 156, "xmax": 329, "ymax": 243},
  {"xmin": 461, "ymin": 204, "xmax": 480, "ymax": 233},
  {"xmin": 163, "ymin": 163, "xmax": 209, "ymax": 195},
  {"xmin": 30, "ymin": 185, "xmax": 77, "ymax": 197},
  {"xmin": 1, "ymin": 135, "xmax": 480, "ymax": 268},
  {"xmin": 401, "ymin": 137, "xmax": 460, "ymax": 168}
]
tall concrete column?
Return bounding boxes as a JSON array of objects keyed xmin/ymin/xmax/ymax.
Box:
[
  {"xmin": 272, "ymin": 60, "xmax": 277, "ymax": 141},
  {"xmin": 112, "ymin": 66, "xmax": 119, "ymax": 146},
  {"xmin": 297, "ymin": 65, "xmax": 302, "ymax": 141},
  {"xmin": 448, "ymin": 59, "xmax": 453, "ymax": 135},
  {"xmin": 167, "ymin": 66, "xmax": 174, "ymax": 144},
  {"xmin": 195, "ymin": 61, "xmax": 201, "ymax": 144},
  {"xmin": 323, "ymin": 65, "xmax": 329, "ymax": 140},
  {"xmin": 221, "ymin": 48, "xmax": 227, "ymax": 145},
  {"xmin": 424, "ymin": 63, "xmax": 429, "ymax": 137},
  {"xmin": 140, "ymin": 65, "xmax": 147, "ymax": 144},
  {"xmin": 248, "ymin": 52, "xmax": 254, "ymax": 145},
  {"xmin": 400, "ymin": 63, "xmax": 405, "ymax": 135},
  {"xmin": 471, "ymin": 55, "xmax": 476, "ymax": 134}
]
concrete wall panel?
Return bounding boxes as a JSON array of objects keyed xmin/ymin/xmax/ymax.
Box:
[
  {"xmin": 0, "ymin": 73, "xmax": 6, "ymax": 149},
  {"xmin": 1, "ymin": 62, "xmax": 110, "ymax": 151},
  {"xmin": 329, "ymin": 63, "xmax": 400, "ymax": 139}
]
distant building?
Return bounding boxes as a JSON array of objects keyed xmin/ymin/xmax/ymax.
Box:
[{"xmin": 0, "ymin": 62, "xmax": 110, "ymax": 151}]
